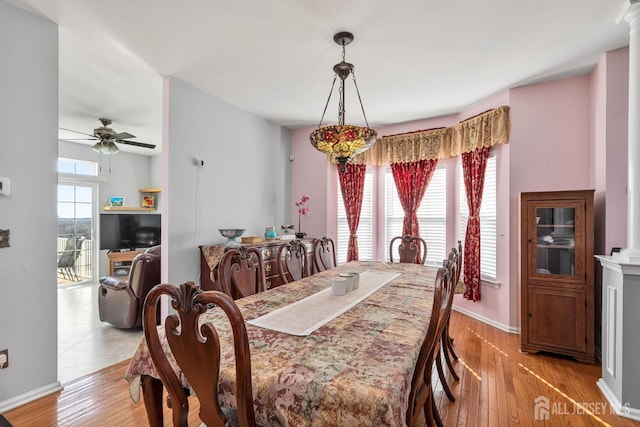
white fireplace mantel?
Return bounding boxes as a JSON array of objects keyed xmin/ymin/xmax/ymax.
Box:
[{"xmin": 595, "ymin": 255, "xmax": 640, "ymax": 421}]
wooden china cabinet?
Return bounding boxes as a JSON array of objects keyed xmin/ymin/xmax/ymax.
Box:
[{"xmin": 519, "ymin": 190, "xmax": 595, "ymax": 364}]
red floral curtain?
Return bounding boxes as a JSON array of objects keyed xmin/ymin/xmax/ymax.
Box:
[
  {"xmin": 461, "ymin": 146, "xmax": 490, "ymax": 302},
  {"xmin": 338, "ymin": 163, "xmax": 367, "ymax": 261},
  {"xmin": 390, "ymin": 159, "xmax": 438, "ymax": 263}
]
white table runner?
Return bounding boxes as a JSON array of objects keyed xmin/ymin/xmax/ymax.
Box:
[{"xmin": 247, "ymin": 270, "xmax": 401, "ymax": 336}]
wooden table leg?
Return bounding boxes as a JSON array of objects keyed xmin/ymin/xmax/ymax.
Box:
[{"xmin": 141, "ymin": 374, "xmax": 164, "ymax": 426}]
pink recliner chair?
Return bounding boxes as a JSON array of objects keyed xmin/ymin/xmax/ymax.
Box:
[{"xmin": 98, "ymin": 245, "xmax": 161, "ymax": 328}]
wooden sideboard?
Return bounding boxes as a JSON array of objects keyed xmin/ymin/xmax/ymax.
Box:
[{"xmin": 199, "ymin": 239, "xmax": 315, "ymax": 292}]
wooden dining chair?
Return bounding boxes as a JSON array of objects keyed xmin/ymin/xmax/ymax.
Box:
[
  {"xmin": 218, "ymin": 246, "xmax": 267, "ymax": 300},
  {"xmin": 312, "ymin": 236, "xmax": 337, "ymax": 273},
  {"xmin": 444, "ymin": 240, "xmax": 462, "ymax": 362},
  {"xmin": 143, "ymin": 281, "xmax": 257, "ymax": 427},
  {"xmin": 277, "ymin": 240, "xmax": 309, "ymax": 284},
  {"xmin": 435, "ymin": 256, "xmax": 459, "ymax": 403},
  {"xmin": 406, "ymin": 266, "xmax": 449, "ymax": 427},
  {"xmin": 389, "ymin": 234, "xmax": 427, "ymax": 264}
]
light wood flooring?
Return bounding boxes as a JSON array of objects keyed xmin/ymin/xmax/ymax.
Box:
[{"xmin": 5, "ymin": 311, "xmax": 639, "ymax": 426}]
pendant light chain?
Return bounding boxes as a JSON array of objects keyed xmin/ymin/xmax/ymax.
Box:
[
  {"xmin": 338, "ymin": 77, "xmax": 345, "ymax": 125},
  {"xmin": 351, "ymin": 71, "xmax": 370, "ymax": 129},
  {"xmin": 317, "ymin": 75, "xmax": 338, "ymax": 129}
]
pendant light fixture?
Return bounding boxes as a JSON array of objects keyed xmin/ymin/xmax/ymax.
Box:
[{"xmin": 309, "ymin": 32, "xmax": 377, "ymax": 173}]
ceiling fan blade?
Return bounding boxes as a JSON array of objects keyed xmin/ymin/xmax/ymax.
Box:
[
  {"xmin": 118, "ymin": 140, "xmax": 156, "ymax": 149},
  {"xmin": 61, "ymin": 137, "xmax": 98, "ymax": 141},
  {"xmin": 59, "ymin": 127, "xmax": 97, "ymax": 138},
  {"xmin": 113, "ymin": 131, "xmax": 135, "ymax": 140}
]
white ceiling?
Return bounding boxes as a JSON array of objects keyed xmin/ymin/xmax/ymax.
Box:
[{"xmin": 6, "ymin": 0, "xmax": 631, "ymax": 155}]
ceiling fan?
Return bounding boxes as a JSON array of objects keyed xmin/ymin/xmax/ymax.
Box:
[{"xmin": 60, "ymin": 118, "xmax": 156, "ymax": 154}]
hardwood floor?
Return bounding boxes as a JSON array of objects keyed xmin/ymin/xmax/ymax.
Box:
[{"xmin": 4, "ymin": 311, "xmax": 639, "ymax": 426}]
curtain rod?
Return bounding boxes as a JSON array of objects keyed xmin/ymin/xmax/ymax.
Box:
[{"xmin": 380, "ymin": 126, "xmax": 446, "ymax": 139}]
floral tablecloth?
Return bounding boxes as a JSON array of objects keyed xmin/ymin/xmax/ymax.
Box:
[{"xmin": 125, "ymin": 261, "xmax": 437, "ymax": 426}]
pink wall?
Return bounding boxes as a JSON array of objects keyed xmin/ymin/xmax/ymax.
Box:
[
  {"xmin": 508, "ymin": 75, "xmax": 593, "ymax": 329},
  {"xmin": 290, "ymin": 50, "xmax": 629, "ymax": 331},
  {"xmin": 592, "ymin": 47, "xmax": 629, "ymax": 255},
  {"xmin": 291, "ymin": 126, "xmax": 332, "ymax": 240},
  {"xmin": 509, "ymin": 76, "xmax": 593, "ymax": 193}
]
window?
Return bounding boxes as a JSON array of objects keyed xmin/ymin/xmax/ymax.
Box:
[
  {"xmin": 58, "ymin": 158, "xmax": 98, "ymax": 176},
  {"xmin": 334, "ymin": 155, "xmax": 496, "ymax": 277},
  {"xmin": 459, "ymin": 155, "xmax": 497, "ymax": 280},
  {"xmin": 384, "ymin": 167, "xmax": 446, "ymax": 265},
  {"xmin": 337, "ymin": 171, "xmax": 374, "ymax": 263}
]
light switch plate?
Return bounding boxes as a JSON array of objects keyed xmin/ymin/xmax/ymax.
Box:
[{"xmin": 0, "ymin": 178, "xmax": 10, "ymax": 196}]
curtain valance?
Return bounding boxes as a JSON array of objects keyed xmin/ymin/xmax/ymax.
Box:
[
  {"xmin": 342, "ymin": 105, "xmax": 510, "ymax": 165},
  {"xmin": 449, "ymin": 105, "xmax": 510, "ymax": 157}
]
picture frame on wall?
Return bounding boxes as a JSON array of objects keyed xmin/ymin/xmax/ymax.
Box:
[
  {"xmin": 109, "ymin": 196, "xmax": 124, "ymax": 207},
  {"xmin": 141, "ymin": 195, "xmax": 155, "ymax": 208}
]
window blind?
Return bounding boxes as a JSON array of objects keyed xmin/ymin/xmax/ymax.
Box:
[
  {"xmin": 459, "ymin": 155, "xmax": 497, "ymax": 280},
  {"xmin": 384, "ymin": 167, "xmax": 446, "ymax": 266}
]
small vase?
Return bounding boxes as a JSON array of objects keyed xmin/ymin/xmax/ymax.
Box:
[{"xmin": 296, "ymin": 232, "xmax": 306, "ymax": 239}]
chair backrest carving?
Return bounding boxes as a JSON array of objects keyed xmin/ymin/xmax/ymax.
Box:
[
  {"xmin": 218, "ymin": 246, "xmax": 266, "ymax": 300},
  {"xmin": 143, "ymin": 281, "xmax": 257, "ymax": 427},
  {"xmin": 389, "ymin": 235, "xmax": 427, "ymax": 264},
  {"xmin": 312, "ymin": 237, "xmax": 336, "ymax": 273},
  {"xmin": 277, "ymin": 240, "xmax": 309, "ymax": 284}
]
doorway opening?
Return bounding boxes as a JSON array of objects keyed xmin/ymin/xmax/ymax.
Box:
[{"xmin": 57, "ymin": 158, "xmax": 99, "ymax": 286}]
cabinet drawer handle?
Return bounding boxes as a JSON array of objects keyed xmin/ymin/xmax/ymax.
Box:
[
  {"xmin": 265, "ymin": 264, "xmax": 271, "ymax": 272},
  {"xmin": 265, "ymin": 249, "xmax": 272, "ymax": 258},
  {"xmin": 266, "ymin": 280, "xmax": 272, "ymax": 289}
]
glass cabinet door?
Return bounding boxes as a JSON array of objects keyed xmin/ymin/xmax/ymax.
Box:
[{"xmin": 527, "ymin": 200, "xmax": 585, "ymax": 282}]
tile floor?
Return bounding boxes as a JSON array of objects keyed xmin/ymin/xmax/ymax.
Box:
[{"xmin": 57, "ymin": 281, "xmax": 143, "ymax": 385}]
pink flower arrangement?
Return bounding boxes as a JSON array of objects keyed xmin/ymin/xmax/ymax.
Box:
[
  {"xmin": 296, "ymin": 195, "xmax": 310, "ymax": 235},
  {"xmin": 296, "ymin": 195, "xmax": 310, "ymax": 217}
]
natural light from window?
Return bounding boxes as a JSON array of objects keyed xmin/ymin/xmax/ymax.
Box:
[
  {"xmin": 58, "ymin": 158, "xmax": 98, "ymax": 176},
  {"xmin": 459, "ymin": 155, "xmax": 497, "ymax": 280},
  {"xmin": 384, "ymin": 167, "xmax": 446, "ymax": 265}
]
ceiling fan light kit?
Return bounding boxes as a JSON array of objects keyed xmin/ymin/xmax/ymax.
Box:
[
  {"xmin": 92, "ymin": 140, "xmax": 119, "ymax": 154},
  {"xmin": 309, "ymin": 31, "xmax": 377, "ymax": 173}
]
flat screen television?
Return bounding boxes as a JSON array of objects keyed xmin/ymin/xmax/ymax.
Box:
[{"xmin": 99, "ymin": 213, "xmax": 161, "ymax": 251}]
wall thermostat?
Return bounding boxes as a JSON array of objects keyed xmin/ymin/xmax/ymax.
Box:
[{"xmin": 0, "ymin": 178, "xmax": 10, "ymax": 196}]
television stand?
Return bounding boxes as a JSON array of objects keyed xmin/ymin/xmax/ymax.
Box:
[{"xmin": 107, "ymin": 250, "xmax": 144, "ymax": 277}]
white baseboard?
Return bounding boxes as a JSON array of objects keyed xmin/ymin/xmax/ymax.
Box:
[
  {"xmin": 597, "ymin": 379, "xmax": 640, "ymax": 421},
  {"xmin": 0, "ymin": 381, "xmax": 62, "ymax": 413},
  {"xmin": 452, "ymin": 304, "xmax": 520, "ymax": 334}
]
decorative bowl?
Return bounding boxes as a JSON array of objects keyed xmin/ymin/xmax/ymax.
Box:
[{"xmin": 218, "ymin": 229, "xmax": 246, "ymax": 246}]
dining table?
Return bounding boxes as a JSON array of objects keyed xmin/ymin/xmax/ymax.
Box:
[{"xmin": 124, "ymin": 260, "xmax": 439, "ymax": 426}]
